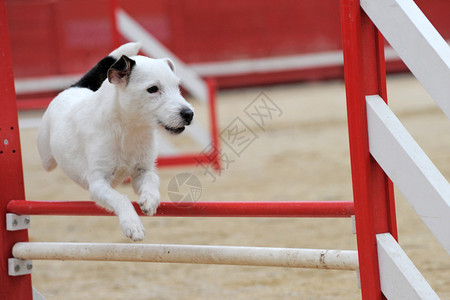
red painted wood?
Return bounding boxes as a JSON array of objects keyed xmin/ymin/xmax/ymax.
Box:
[
  {"xmin": 108, "ymin": 0, "xmax": 121, "ymax": 48},
  {"xmin": 156, "ymin": 153, "xmax": 213, "ymax": 168},
  {"xmin": 7, "ymin": 0, "xmax": 450, "ymax": 88},
  {"xmin": 206, "ymin": 79, "xmax": 221, "ymax": 170},
  {"xmin": 16, "ymin": 98, "xmax": 53, "ymax": 111},
  {"xmin": 7, "ymin": 200, "xmax": 355, "ymax": 218},
  {"xmin": 340, "ymin": 1, "xmax": 398, "ymax": 299},
  {"xmin": 0, "ymin": 0, "xmax": 32, "ymax": 298}
]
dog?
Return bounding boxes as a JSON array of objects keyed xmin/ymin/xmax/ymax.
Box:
[{"xmin": 37, "ymin": 42, "xmax": 194, "ymax": 241}]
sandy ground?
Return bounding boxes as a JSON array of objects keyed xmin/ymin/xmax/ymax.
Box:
[{"xmin": 18, "ymin": 74, "xmax": 450, "ymax": 299}]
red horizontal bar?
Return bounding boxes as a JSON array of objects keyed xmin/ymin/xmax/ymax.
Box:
[
  {"xmin": 156, "ymin": 153, "xmax": 209, "ymax": 168},
  {"xmin": 7, "ymin": 200, "xmax": 354, "ymax": 218},
  {"xmin": 16, "ymin": 98, "xmax": 52, "ymax": 110}
]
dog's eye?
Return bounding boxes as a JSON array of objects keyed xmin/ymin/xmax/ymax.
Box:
[{"xmin": 147, "ymin": 86, "xmax": 159, "ymax": 94}]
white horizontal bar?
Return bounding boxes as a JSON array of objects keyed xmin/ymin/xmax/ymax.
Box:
[
  {"xmin": 366, "ymin": 95, "xmax": 450, "ymax": 254},
  {"xmin": 361, "ymin": 0, "xmax": 450, "ymax": 119},
  {"xmin": 13, "ymin": 242, "xmax": 359, "ymax": 271},
  {"xmin": 18, "ymin": 116, "xmax": 42, "ymax": 129},
  {"xmin": 190, "ymin": 45, "xmax": 408, "ymax": 77},
  {"xmin": 377, "ymin": 233, "xmax": 439, "ymax": 300},
  {"xmin": 191, "ymin": 51, "xmax": 343, "ymax": 77},
  {"xmin": 16, "ymin": 40, "xmax": 450, "ymax": 95},
  {"xmin": 15, "ymin": 74, "xmax": 81, "ymax": 94},
  {"xmin": 117, "ymin": 9, "xmax": 208, "ymax": 104}
]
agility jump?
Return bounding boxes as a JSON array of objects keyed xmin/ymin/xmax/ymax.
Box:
[{"xmin": 1, "ymin": 0, "xmax": 449, "ymax": 299}]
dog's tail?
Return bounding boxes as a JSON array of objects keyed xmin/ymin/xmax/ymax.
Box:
[{"xmin": 109, "ymin": 42, "xmax": 142, "ymax": 59}]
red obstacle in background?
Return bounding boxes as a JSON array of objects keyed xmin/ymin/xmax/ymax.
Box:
[{"xmin": 7, "ymin": 0, "xmax": 450, "ymax": 88}]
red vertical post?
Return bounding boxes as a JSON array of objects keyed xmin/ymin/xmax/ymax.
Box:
[
  {"xmin": 0, "ymin": 1, "xmax": 33, "ymax": 299},
  {"xmin": 340, "ymin": 0, "xmax": 398, "ymax": 299},
  {"xmin": 206, "ymin": 78, "xmax": 221, "ymax": 171}
]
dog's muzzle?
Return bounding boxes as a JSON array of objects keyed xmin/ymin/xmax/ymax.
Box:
[{"xmin": 160, "ymin": 107, "xmax": 194, "ymax": 135}]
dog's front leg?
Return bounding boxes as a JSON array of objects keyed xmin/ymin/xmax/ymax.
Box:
[
  {"xmin": 89, "ymin": 179, "xmax": 145, "ymax": 241},
  {"xmin": 132, "ymin": 168, "xmax": 161, "ymax": 216}
]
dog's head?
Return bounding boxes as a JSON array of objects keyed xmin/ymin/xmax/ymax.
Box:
[{"xmin": 107, "ymin": 55, "xmax": 194, "ymax": 134}]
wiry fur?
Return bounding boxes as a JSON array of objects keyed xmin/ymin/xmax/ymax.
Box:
[{"xmin": 37, "ymin": 42, "xmax": 194, "ymax": 241}]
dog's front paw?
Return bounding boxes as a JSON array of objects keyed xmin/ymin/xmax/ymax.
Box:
[
  {"xmin": 139, "ymin": 190, "xmax": 161, "ymax": 216},
  {"xmin": 120, "ymin": 217, "xmax": 145, "ymax": 241}
]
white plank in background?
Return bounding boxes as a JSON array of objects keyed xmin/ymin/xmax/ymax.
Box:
[
  {"xmin": 377, "ymin": 233, "xmax": 439, "ymax": 300},
  {"xmin": 15, "ymin": 74, "xmax": 80, "ymax": 94},
  {"xmin": 361, "ymin": 0, "xmax": 450, "ymax": 119},
  {"xmin": 366, "ymin": 95, "xmax": 450, "ymax": 255},
  {"xmin": 10, "ymin": 43, "xmax": 410, "ymax": 94}
]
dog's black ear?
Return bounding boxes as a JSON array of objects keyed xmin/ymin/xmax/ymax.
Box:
[{"xmin": 107, "ymin": 55, "xmax": 136, "ymax": 86}]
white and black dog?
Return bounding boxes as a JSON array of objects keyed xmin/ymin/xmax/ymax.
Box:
[{"xmin": 37, "ymin": 42, "xmax": 194, "ymax": 241}]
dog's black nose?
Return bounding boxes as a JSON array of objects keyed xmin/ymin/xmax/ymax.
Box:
[{"xmin": 180, "ymin": 108, "xmax": 194, "ymax": 125}]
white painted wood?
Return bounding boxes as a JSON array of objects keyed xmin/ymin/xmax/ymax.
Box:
[
  {"xmin": 9, "ymin": 44, "xmax": 403, "ymax": 94},
  {"xmin": 32, "ymin": 288, "xmax": 46, "ymax": 300},
  {"xmin": 117, "ymin": 9, "xmax": 208, "ymax": 104},
  {"xmin": 366, "ymin": 95, "xmax": 450, "ymax": 254},
  {"xmin": 189, "ymin": 44, "xmax": 409, "ymax": 77},
  {"xmin": 361, "ymin": 0, "xmax": 450, "ymax": 119},
  {"xmin": 16, "ymin": 39, "xmax": 450, "ymax": 94},
  {"xmin": 14, "ymin": 74, "xmax": 81, "ymax": 94},
  {"xmin": 18, "ymin": 117, "xmax": 42, "ymax": 129},
  {"xmin": 12, "ymin": 242, "xmax": 359, "ymax": 271},
  {"xmin": 191, "ymin": 51, "xmax": 343, "ymax": 76},
  {"xmin": 8, "ymin": 258, "xmax": 33, "ymax": 276},
  {"xmin": 377, "ymin": 233, "xmax": 439, "ymax": 300},
  {"xmin": 6, "ymin": 213, "xmax": 30, "ymax": 231}
]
